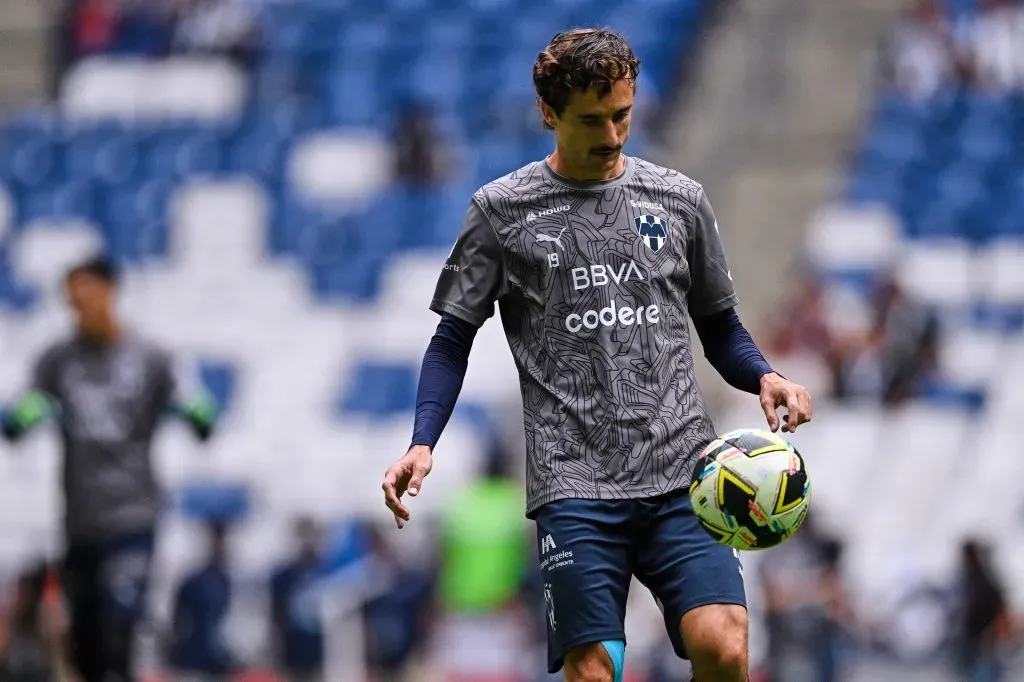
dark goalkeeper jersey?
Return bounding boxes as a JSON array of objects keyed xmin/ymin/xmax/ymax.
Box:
[
  {"xmin": 23, "ymin": 334, "xmax": 214, "ymax": 541},
  {"xmin": 430, "ymin": 156, "xmax": 739, "ymax": 516}
]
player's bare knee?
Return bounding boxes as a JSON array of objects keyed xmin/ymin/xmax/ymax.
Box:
[
  {"xmin": 681, "ymin": 605, "xmax": 749, "ymax": 681},
  {"xmin": 701, "ymin": 636, "xmax": 748, "ymax": 676},
  {"xmin": 564, "ymin": 643, "xmax": 615, "ymax": 682}
]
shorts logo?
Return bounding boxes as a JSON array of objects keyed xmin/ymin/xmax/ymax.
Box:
[
  {"xmin": 544, "ymin": 582, "xmax": 557, "ymax": 631},
  {"xmin": 539, "ymin": 533, "xmax": 574, "ymax": 572},
  {"xmin": 634, "ymin": 214, "xmax": 668, "ymax": 253}
]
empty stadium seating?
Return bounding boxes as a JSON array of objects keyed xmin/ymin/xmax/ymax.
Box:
[
  {"xmin": 777, "ymin": 0, "xmax": 1024, "ymax": 612},
  {"xmin": 0, "ymin": 1, "xmax": 713, "ymax": 631}
]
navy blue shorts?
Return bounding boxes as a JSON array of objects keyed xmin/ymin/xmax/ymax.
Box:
[{"xmin": 533, "ymin": 489, "xmax": 746, "ymax": 674}]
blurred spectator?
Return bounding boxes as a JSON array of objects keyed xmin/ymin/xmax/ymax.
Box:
[
  {"xmin": 953, "ymin": 538, "xmax": 1014, "ymax": 682},
  {"xmin": 882, "ymin": 0, "xmax": 962, "ymax": 99},
  {"xmin": 171, "ymin": 0, "xmax": 259, "ymax": 68},
  {"xmin": 270, "ymin": 517, "xmax": 326, "ymax": 682},
  {"xmin": 68, "ymin": 0, "xmax": 122, "ymax": 56},
  {"xmin": 393, "ymin": 104, "xmax": 452, "ymax": 188},
  {"xmin": 361, "ymin": 523, "xmax": 434, "ymax": 682},
  {"xmin": 758, "ymin": 516, "xmax": 855, "ymax": 682},
  {"xmin": 166, "ymin": 521, "xmax": 238, "ymax": 680},
  {"xmin": 765, "ymin": 275, "xmax": 834, "ymax": 360},
  {"xmin": 0, "ymin": 563, "xmax": 61, "ymax": 682},
  {"xmin": 956, "ymin": 0, "xmax": 1024, "ymax": 91},
  {"xmin": 764, "ymin": 274, "xmax": 846, "ymax": 397},
  {"xmin": 116, "ymin": 0, "xmax": 175, "ymax": 57},
  {"xmin": 817, "ymin": 538, "xmax": 857, "ymax": 681},
  {"xmin": 53, "ymin": 0, "xmax": 176, "ymax": 92},
  {"xmin": 428, "ymin": 444, "xmax": 534, "ymax": 682},
  {"xmin": 869, "ymin": 276, "xmax": 940, "ymax": 405},
  {"xmin": 53, "ymin": 0, "xmax": 120, "ymax": 94},
  {"xmin": 834, "ymin": 276, "xmax": 940, "ymax": 405}
]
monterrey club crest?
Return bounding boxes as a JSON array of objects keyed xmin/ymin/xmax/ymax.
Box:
[{"xmin": 634, "ymin": 214, "xmax": 668, "ymax": 253}]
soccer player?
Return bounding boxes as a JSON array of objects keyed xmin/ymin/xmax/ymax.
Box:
[
  {"xmin": 381, "ymin": 28, "xmax": 813, "ymax": 682},
  {"xmin": 1, "ymin": 255, "xmax": 219, "ymax": 682}
]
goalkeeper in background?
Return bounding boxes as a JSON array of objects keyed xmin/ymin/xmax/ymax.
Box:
[{"xmin": 1, "ymin": 255, "xmax": 219, "ymax": 682}]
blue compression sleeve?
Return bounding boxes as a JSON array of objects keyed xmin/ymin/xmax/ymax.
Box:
[
  {"xmin": 693, "ymin": 307, "xmax": 774, "ymax": 395},
  {"xmin": 601, "ymin": 640, "xmax": 625, "ymax": 682},
  {"xmin": 410, "ymin": 313, "xmax": 478, "ymax": 449}
]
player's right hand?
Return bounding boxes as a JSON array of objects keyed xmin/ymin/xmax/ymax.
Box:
[{"xmin": 382, "ymin": 445, "xmax": 433, "ymax": 529}]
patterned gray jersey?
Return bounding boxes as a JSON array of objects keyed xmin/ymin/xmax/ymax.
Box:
[
  {"xmin": 431, "ymin": 156, "xmax": 738, "ymax": 516},
  {"xmin": 29, "ymin": 334, "xmax": 199, "ymax": 541}
]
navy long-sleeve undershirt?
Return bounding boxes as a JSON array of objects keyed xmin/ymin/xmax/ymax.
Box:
[
  {"xmin": 410, "ymin": 314, "xmax": 478, "ymax": 449},
  {"xmin": 691, "ymin": 307, "xmax": 775, "ymax": 394},
  {"xmin": 410, "ymin": 308, "xmax": 774, "ymax": 449}
]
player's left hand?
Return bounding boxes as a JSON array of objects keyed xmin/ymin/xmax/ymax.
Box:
[{"xmin": 759, "ymin": 372, "xmax": 812, "ymax": 434}]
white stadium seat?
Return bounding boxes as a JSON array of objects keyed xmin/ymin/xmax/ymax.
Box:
[
  {"xmin": 12, "ymin": 220, "xmax": 105, "ymax": 295},
  {"xmin": 61, "ymin": 57, "xmax": 246, "ymax": 123},
  {"xmin": 805, "ymin": 202, "xmax": 902, "ymax": 272},
  {"xmin": 897, "ymin": 240, "xmax": 979, "ymax": 307},
  {"xmin": 937, "ymin": 326, "xmax": 1005, "ymax": 387},
  {"xmin": 289, "ymin": 130, "xmax": 392, "ymax": 205},
  {"xmin": 976, "ymin": 239, "xmax": 1024, "ymax": 305},
  {"xmin": 170, "ymin": 180, "xmax": 269, "ymax": 276}
]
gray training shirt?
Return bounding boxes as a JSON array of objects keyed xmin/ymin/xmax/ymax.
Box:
[
  {"xmin": 27, "ymin": 334, "xmax": 206, "ymax": 541},
  {"xmin": 431, "ymin": 156, "xmax": 739, "ymax": 516}
]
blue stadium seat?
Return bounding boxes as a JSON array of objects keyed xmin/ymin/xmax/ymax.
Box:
[
  {"xmin": 845, "ymin": 167, "xmax": 903, "ymax": 208},
  {"xmin": 920, "ymin": 381, "xmax": 987, "ymax": 414},
  {"xmin": 324, "ymin": 68, "xmax": 384, "ymax": 129},
  {"xmin": 145, "ymin": 130, "xmax": 223, "ymax": 180},
  {"xmin": 860, "ymin": 124, "xmax": 927, "ymax": 170},
  {"xmin": 0, "ymin": 251, "xmax": 36, "ymax": 311},
  {"xmin": 310, "ymin": 256, "xmax": 384, "ymax": 302},
  {"xmin": 174, "ymin": 482, "xmax": 252, "ymax": 523},
  {"xmin": 983, "ymin": 198, "xmax": 1024, "ymax": 242},
  {"xmin": 261, "ymin": 5, "xmax": 317, "ymax": 58},
  {"xmin": 6, "ymin": 135, "xmax": 59, "ymax": 189},
  {"xmin": 904, "ymin": 201, "xmax": 972, "ymax": 241},
  {"xmin": 199, "ymin": 360, "xmax": 238, "ymax": 416},
  {"xmin": 337, "ymin": 362, "xmax": 417, "ymax": 417},
  {"xmin": 972, "ymin": 300, "xmax": 1024, "ymax": 334},
  {"xmin": 934, "ymin": 164, "xmax": 987, "ymax": 211},
  {"xmin": 21, "ymin": 179, "xmax": 98, "ymax": 224},
  {"xmin": 961, "ymin": 91, "xmax": 1015, "ymax": 126},
  {"xmin": 957, "ymin": 124, "xmax": 1013, "ymax": 172},
  {"xmin": 102, "ymin": 180, "xmax": 172, "ymax": 261},
  {"xmin": 65, "ymin": 128, "xmax": 140, "ymax": 186},
  {"xmin": 225, "ymin": 131, "xmax": 288, "ymax": 186},
  {"xmin": 319, "ymin": 519, "xmax": 371, "ymax": 577},
  {"xmin": 300, "ymin": 213, "xmax": 389, "ymax": 302}
]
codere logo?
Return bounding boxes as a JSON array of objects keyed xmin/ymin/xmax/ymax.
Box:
[
  {"xmin": 527, "ymin": 205, "xmax": 570, "ymax": 222},
  {"xmin": 565, "ymin": 261, "xmax": 660, "ymax": 333}
]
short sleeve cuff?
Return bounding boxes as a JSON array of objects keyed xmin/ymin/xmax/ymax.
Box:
[
  {"xmin": 690, "ymin": 293, "xmax": 739, "ymax": 318},
  {"xmin": 429, "ymin": 299, "xmax": 489, "ymax": 328}
]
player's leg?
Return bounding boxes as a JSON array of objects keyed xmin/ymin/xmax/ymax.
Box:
[
  {"xmin": 62, "ymin": 542, "xmax": 106, "ymax": 682},
  {"xmin": 97, "ymin": 528, "xmax": 156, "ymax": 680},
  {"xmin": 532, "ymin": 499, "xmax": 632, "ymax": 682},
  {"xmin": 564, "ymin": 640, "xmax": 625, "ymax": 682},
  {"xmin": 634, "ymin": 489, "xmax": 748, "ymax": 682},
  {"xmin": 679, "ymin": 603, "xmax": 749, "ymax": 681}
]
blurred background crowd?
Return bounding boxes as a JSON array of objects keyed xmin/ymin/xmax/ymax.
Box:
[{"xmin": 0, "ymin": 0, "xmax": 1023, "ymax": 680}]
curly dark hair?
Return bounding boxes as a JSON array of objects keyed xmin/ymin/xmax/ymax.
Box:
[{"xmin": 533, "ymin": 28, "xmax": 640, "ymax": 130}]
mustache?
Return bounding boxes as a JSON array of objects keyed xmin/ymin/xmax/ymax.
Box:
[{"xmin": 590, "ymin": 146, "xmax": 622, "ymax": 154}]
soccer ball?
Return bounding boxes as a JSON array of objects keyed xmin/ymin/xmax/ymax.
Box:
[{"xmin": 689, "ymin": 428, "xmax": 811, "ymax": 551}]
